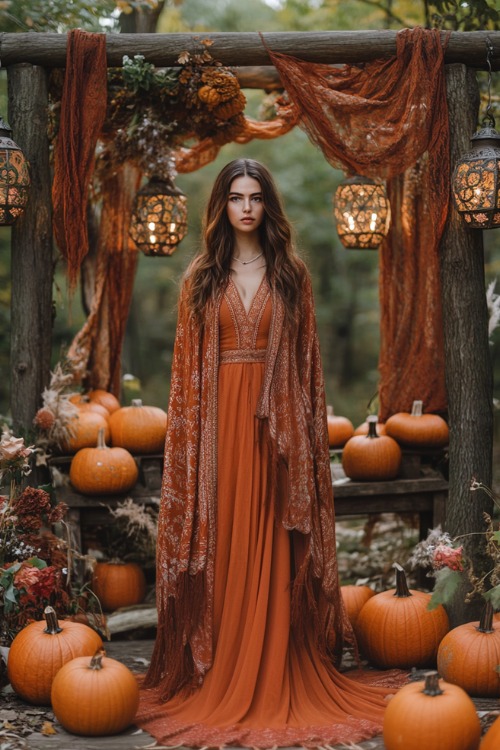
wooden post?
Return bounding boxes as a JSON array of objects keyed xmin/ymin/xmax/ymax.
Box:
[
  {"xmin": 440, "ymin": 64, "xmax": 494, "ymax": 626},
  {"xmin": 8, "ymin": 63, "xmax": 53, "ymax": 435}
]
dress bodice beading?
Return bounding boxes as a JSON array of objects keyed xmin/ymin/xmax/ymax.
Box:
[{"xmin": 219, "ymin": 276, "xmax": 271, "ymax": 364}]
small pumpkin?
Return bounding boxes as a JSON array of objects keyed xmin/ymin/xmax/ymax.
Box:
[
  {"xmin": 355, "ymin": 563, "xmax": 449, "ymax": 669},
  {"xmin": 342, "ymin": 416, "xmax": 402, "ymax": 481},
  {"xmin": 341, "ymin": 584, "xmax": 376, "ymax": 628},
  {"xmin": 437, "ymin": 600, "xmax": 500, "ymax": 697},
  {"xmin": 385, "ymin": 399, "xmax": 449, "ymax": 448},
  {"xmin": 69, "ymin": 428, "xmax": 138, "ymax": 495},
  {"xmin": 91, "ymin": 561, "xmax": 147, "ymax": 611},
  {"xmin": 7, "ymin": 606, "xmax": 103, "ymax": 705},
  {"xmin": 51, "ymin": 649, "xmax": 139, "ymax": 736},
  {"xmin": 64, "ymin": 411, "xmax": 111, "ymax": 454},
  {"xmin": 109, "ymin": 399, "xmax": 167, "ymax": 454},
  {"xmin": 481, "ymin": 712, "xmax": 500, "ymax": 750},
  {"xmin": 87, "ymin": 389, "xmax": 121, "ymax": 414},
  {"xmin": 326, "ymin": 405, "xmax": 354, "ymax": 448},
  {"xmin": 383, "ymin": 671, "xmax": 481, "ymax": 750},
  {"xmin": 77, "ymin": 401, "xmax": 110, "ymax": 419}
]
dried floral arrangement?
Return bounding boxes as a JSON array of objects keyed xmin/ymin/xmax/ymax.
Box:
[
  {"xmin": 49, "ymin": 41, "xmax": 248, "ymax": 182},
  {"xmin": 91, "ymin": 497, "xmax": 159, "ymax": 566},
  {"xmin": 33, "ymin": 360, "xmax": 81, "ymax": 458},
  {"xmin": 0, "ymin": 428, "xmax": 101, "ymax": 645},
  {"xmin": 409, "ymin": 478, "xmax": 500, "ymax": 610}
]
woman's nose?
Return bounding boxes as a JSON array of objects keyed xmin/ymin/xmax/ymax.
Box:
[{"xmin": 243, "ymin": 198, "xmax": 251, "ymax": 212}]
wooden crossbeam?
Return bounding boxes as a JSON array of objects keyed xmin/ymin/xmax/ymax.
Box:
[{"xmin": 1, "ymin": 30, "xmax": 500, "ymax": 70}]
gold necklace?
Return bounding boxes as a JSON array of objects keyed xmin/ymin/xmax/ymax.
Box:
[{"xmin": 232, "ymin": 252, "xmax": 264, "ymax": 266}]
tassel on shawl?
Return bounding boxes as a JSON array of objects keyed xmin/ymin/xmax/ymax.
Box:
[{"xmin": 144, "ymin": 570, "xmax": 207, "ymax": 700}]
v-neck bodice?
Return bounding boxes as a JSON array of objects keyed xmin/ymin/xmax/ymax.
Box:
[{"xmin": 219, "ymin": 276, "xmax": 271, "ymax": 361}]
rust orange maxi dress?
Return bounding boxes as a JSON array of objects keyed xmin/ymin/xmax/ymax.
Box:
[{"xmin": 136, "ymin": 275, "xmax": 396, "ymax": 747}]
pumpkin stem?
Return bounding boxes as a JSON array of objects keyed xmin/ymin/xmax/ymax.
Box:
[
  {"xmin": 89, "ymin": 648, "xmax": 107, "ymax": 670},
  {"xmin": 422, "ymin": 671, "xmax": 444, "ymax": 697},
  {"xmin": 131, "ymin": 399, "xmax": 143, "ymax": 408},
  {"xmin": 366, "ymin": 415, "xmax": 379, "ymax": 439},
  {"xmin": 43, "ymin": 605, "xmax": 63, "ymax": 634},
  {"xmin": 96, "ymin": 427, "xmax": 108, "ymax": 449},
  {"xmin": 327, "ymin": 405, "xmax": 334, "ymax": 416},
  {"xmin": 393, "ymin": 562, "xmax": 412, "ymax": 598},
  {"xmin": 478, "ymin": 600, "xmax": 494, "ymax": 633},
  {"xmin": 411, "ymin": 400, "xmax": 424, "ymax": 417}
]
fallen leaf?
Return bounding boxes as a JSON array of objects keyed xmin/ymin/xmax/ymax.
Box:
[{"xmin": 41, "ymin": 722, "xmax": 57, "ymax": 736}]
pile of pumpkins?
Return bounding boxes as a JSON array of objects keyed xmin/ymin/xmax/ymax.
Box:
[
  {"xmin": 64, "ymin": 389, "xmax": 167, "ymax": 496},
  {"xmin": 327, "ymin": 399, "xmax": 449, "ymax": 482},
  {"xmin": 6, "ymin": 606, "xmax": 139, "ymax": 736},
  {"xmin": 341, "ymin": 567, "xmax": 500, "ymax": 750}
]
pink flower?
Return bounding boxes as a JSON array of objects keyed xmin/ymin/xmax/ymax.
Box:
[
  {"xmin": 14, "ymin": 564, "xmax": 41, "ymax": 591},
  {"xmin": 0, "ymin": 435, "xmax": 33, "ymax": 462},
  {"xmin": 433, "ymin": 544, "xmax": 464, "ymax": 571}
]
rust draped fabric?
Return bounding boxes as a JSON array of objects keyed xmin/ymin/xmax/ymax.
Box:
[
  {"xmin": 136, "ymin": 264, "xmax": 406, "ymax": 747},
  {"xmin": 267, "ymin": 27, "xmax": 450, "ymax": 419},
  {"xmin": 52, "ymin": 30, "xmax": 108, "ymax": 290}
]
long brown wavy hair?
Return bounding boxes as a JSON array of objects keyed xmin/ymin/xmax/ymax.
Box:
[{"xmin": 185, "ymin": 158, "xmax": 304, "ymax": 323}]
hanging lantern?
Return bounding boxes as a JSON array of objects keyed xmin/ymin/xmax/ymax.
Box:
[
  {"xmin": 333, "ymin": 175, "xmax": 391, "ymax": 250},
  {"xmin": 129, "ymin": 176, "xmax": 188, "ymax": 257},
  {"xmin": 0, "ymin": 115, "xmax": 30, "ymax": 226},
  {"xmin": 451, "ymin": 118, "xmax": 500, "ymax": 229},
  {"xmin": 451, "ymin": 38, "xmax": 500, "ymax": 229}
]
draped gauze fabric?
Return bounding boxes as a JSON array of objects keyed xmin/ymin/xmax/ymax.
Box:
[
  {"xmin": 266, "ymin": 27, "xmax": 450, "ymax": 419},
  {"xmin": 144, "ymin": 265, "xmax": 354, "ymax": 701},
  {"xmin": 52, "ymin": 30, "xmax": 108, "ymax": 290},
  {"xmin": 67, "ymin": 164, "xmax": 142, "ymax": 394}
]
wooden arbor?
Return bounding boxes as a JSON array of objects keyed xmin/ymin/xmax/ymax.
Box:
[{"xmin": 1, "ymin": 29, "xmax": 496, "ymax": 624}]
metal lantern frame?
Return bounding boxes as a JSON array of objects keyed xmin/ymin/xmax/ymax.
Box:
[
  {"xmin": 129, "ymin": 176, "xmax": 188, "ymax": 257},
  {"xmin": 334, "ymin": 174, "xmax": 391, "ymax": 250},
  {"xmin": 0, "ymin": 115, "xmax": 30, "ymax": 226},
  {"xmin": 451, "ymin": 38, "xmax": 500, "ymax": 229}
]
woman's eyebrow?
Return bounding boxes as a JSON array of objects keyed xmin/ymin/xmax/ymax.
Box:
[{"xmin": 228, "ymin": 191, "xmax": 262, "ymax": 196}]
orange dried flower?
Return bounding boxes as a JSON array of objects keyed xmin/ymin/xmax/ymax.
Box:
[{"xmin": 34, "ymin": 407, "xmax": 56, "ymax": 430}]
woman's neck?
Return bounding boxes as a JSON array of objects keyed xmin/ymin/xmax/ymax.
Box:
[{"xmin": 232, "ymin": 234, "xmax": 262, "ymax": 262}]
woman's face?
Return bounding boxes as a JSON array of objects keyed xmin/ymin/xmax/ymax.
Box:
[{"xmin": 226, "ymin": 175, "xmax": 265, "ymax": 233}]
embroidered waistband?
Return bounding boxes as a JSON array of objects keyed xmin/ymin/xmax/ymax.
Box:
[{"xmin": 220, "ymin": 348, "xmax": 266, "ymax": 364}]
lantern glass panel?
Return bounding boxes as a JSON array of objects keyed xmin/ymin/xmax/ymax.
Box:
[
  {"xmin": 0, "ymin": 146, "xmax": 30, "ymax": 226},
  {"xmin": 334, "ymin": 180, "xmax": 390, "ymax": 250},
  {"xmin": 452, "ymin": 156, "xmax": 500, "ymax": 228}
]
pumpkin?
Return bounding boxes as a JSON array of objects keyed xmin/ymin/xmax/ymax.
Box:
[
  {"xmin": 88, "ymin": 389, "xmax": 121, "ymax": 414},
  {"xmin": 109, "ymin": 399, "xmax": 167, "ymax": 454},
  {"xmin": 342, "ymin": 416, "xmax": 402, "ymax": 481},
  {"xmin": 64, "ymin": 411, "xmax": 111, "ymax": 454},
  {"xmin": 91, "ymin": 561, "xmax": 147, "ymax": 611},
  {"xmin": 7, "ymin": 606, "xmax": 103, "ymax": 705},
  {"xmin": 341, "ymin": 584, "xmax": 376, "ymax": 627},
  {"xmin": 481, "ymin": 713, "xmax": 500, "ymax": 750},
  {"xmin": 385, "ymin": 399, "xmax": 449, "ymax": 448},
  {"xmin": 383, "ymin": 671, "xmax": 481, "ymax": 750},
  {"xmin": 326, "ymin": 405, "xmax": 354, "ymax": 448},
  {"xmin": 437, "ymin": 601, "xmax": 500, "ymax": 697},
  {"xmin": 354, "ymin": 418, "xmax": 387, "ymax": 436},
  {"xmin": 51, "ymin": 649, "xmax": 139, "ymax": 736},
  {"xmin": 355, "ymin": 563, "xmax": 449, "ymax": 668},
  {"xmin": 77, "ymin": 401, "xmax": 110, "ymax": 419},
  {"xmin": 69, "ymin": 428, "xmax": 138, "ymax": 495}
]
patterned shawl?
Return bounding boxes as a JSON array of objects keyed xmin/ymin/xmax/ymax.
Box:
[{"xmin": 145, "ymin": 262, "xmax": 352, "ymax": 699}]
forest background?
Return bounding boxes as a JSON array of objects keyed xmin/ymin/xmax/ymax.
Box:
[{"xmin": 1, "ymin": 0, "xmax": 500, "ymax": 432}]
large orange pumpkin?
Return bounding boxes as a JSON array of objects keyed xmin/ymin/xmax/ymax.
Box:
[
  {"xmin": 69, "ymin": 428, "xmax": 138, "ymax": 495},
  {"xmin": 64, "ymin": 411, "xmax": 111, "ymax": 454},
  {"xmin": 355, "ymin": 563, "xmax": 449, "ymax": 668},
  {"xmin": 7, "ymin": 606, "xmax": 103, "ymax": 705},
  {"xmin": 385, "ymin": 399, "xmax": 449, "ymax": 448},
  {"xmin": 109, "ymin": 399, "xmax": 167, "ymax": 454},
  {"xmin": 51, "ymin": 649, "xmax": 139, "ymax": 736},
  {"xmin": 437, "ymin": 601, "xmax": 500, "ymax": 697},
  {"xmin": 341, "ymin": 584, "xmax": 376, "ymax": 628},
  {"xmin": 481, "ymin": 713, "xmax": 500, "ymax": 750},
  {"xmin": 383, "ymin": 671, "xmax": 481, "ymax": 750},
  {"xmin": 342, "ymin": 416, "xmax": 402, "ymax": 481},
  {"xmin": 326, "ymin": 405, "xmax": 354, "ymax": 448},
  {"xmin": 91, "ymin": 561, "xmax": 147, "ymax": 611},
  {"xmin": 77, "ymin": 401, "xmax": 110, "ymax": 419}
]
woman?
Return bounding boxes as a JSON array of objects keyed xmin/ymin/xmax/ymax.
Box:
[{"xmin": 136, "ymin": 159, "xmax": 397, "ymax": 747}]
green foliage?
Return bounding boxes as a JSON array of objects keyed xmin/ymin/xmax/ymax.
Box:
[
  {"xmin": 428, "ymin": 567, "xmax": 463, "ymax": 609},
  {"xmin": 483, "ymin": 582, "xmax": 500, "ymax": 610},
  {"xmin": 429, "ymin": 0, "xmax": 499, "ymax": 30},
  {"xmin": 0, "ymin": 0, "xmax": 118, "ymax": 32},
  {"xmin": 122, "ymin": 54, "xmax": 177, "ymax": 93}
]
